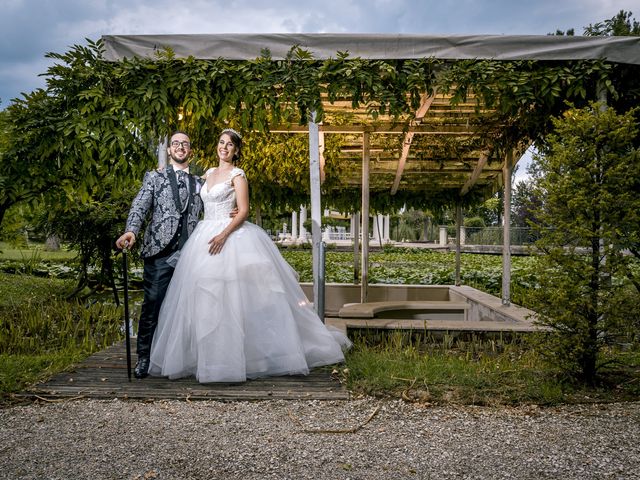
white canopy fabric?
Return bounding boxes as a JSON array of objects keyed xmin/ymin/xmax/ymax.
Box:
[{"xmin": 102, "ymin": 33, "xmax": 640, "ymax": 64}]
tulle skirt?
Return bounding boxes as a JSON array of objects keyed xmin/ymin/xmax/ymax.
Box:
[{"xmin": 148, "ymin": 218, "xmax": 350, "ymax": 383}]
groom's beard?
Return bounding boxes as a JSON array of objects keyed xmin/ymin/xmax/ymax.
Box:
[{"xmin": 170, "ymin": 153, "xmax": 189, "ymax": 164}]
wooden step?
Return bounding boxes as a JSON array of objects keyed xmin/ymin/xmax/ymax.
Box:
[
  {"xmin": 326, "ymin": 317, "xmax": 542, "ymax": 334},
  {"xmin": 338, "ymin": 300, "xmax": 469, "ymax": 319}
]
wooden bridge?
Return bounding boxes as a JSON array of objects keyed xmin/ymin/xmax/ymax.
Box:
[{"xmin": 21, "ymin": 342, "xmax": 350, "ymax": 402}]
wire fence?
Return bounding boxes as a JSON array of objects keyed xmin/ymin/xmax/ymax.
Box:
[{"xmin": 463, "ymin": 227, "xmax": 539, "ymax": 246}]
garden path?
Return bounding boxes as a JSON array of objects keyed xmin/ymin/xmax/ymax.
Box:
[{"xmin": 19, "ymin": 342, "xmax": 349, "ymax": 402}]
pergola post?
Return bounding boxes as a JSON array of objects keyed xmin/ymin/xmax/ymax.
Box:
[
  {"xmin": 352, "ymin": 212, "xmax": 360, "ymax": 284},
  {"xmin": 157, "ymin": 137, "xmax": 167, "ymax": 168},
  {"xmin": 308, "ymin": 112, "xmax": 323, "ymax": 315},
  {"xmin": 455, "ymin": 204, "xmax": 462, "ymax": 286},
  {"xmin": 502, "ymin": 152, "xmax": 513, "ymax": 306},
  {"xmin": 361, "ymin": 131, "xmax": 370, "ymax": 303},
  {"xmin": 383, "ymin": 215, "xmax": 390, "ymax": 242}
]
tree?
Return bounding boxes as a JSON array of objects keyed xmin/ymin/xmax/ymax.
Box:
[
  {"xmin": 33, "ymin": 180, "xmax": 138, "ymax": 299},
  {"xmin": 0, "ymin": 40, "xmax": 157, "ymax": 232},
  {"xmin": 512, "ymin": 165, "xmax": 544, "ymax": 230},
  {"xmin": 0, "ymin": 94, "xmax": 62, "ymax": 229},
  {"xmin": 549, "ymin": 29, "xmax": 575, "ymax": 36},
  {"xmin": 391, "ymin": 209, "xmax": 430, "ymax": 242},
  {"xmin": 466, "ymin": 196, "xmax": 501, "ymax": 226},
  {"xmin": 529, "ymin": 103, "xmax": 640, "ymax": 384},
  {"xmin": 583, "ymin": 10, "xmax": 640, "ymax": 122},
  {"xmin": 584, "ymin": 10, "xmax": 640, "ymax": 36}
]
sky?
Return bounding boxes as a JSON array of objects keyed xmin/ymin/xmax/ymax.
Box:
[{"xmin": 1, "ymin": 0, "xmax": 638, "ymax": 180}]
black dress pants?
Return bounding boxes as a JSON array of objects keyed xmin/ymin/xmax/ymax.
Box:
[{"xmin": 137, "ymin": 253, "xmax": 175, "ymax": 359}]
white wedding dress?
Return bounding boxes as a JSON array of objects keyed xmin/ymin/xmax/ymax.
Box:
[{"xmin": 149, "ymin": 167, "xmax": 350, "ymax": 383}]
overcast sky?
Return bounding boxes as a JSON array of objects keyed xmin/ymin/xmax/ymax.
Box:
[
  {"xmin": 2, "ymin": 0, "xmax": 638, "ymax": 108},
  {"xmin": 1, "ymin": 0, "xmax": 637, "ymax": 178}
]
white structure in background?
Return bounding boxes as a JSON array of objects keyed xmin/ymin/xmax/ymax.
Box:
[
  {"xmin": 284, "ymin": 206, "xmax": 308, "ymax": 243},
  {"xmin": 299, "ymin": 205, "xmax": 308, "ymax": 242},
  {"xmin": 282, "ymin": 209, "xmax": 391, "ymax": 244},
  {"xmin": 291, "ymin": 210, "xmax": 298, "ymax": 241},
  {"xmin": 372, "ymin": 214, "xmax": 391, "ymax": 243},
  {"xmin": 439, "ymin": 225, "xmax": 466, "ymax": 246},
  {"xmin": 383, "ymin": 214, "xmax": 390, "ymax": 242}
]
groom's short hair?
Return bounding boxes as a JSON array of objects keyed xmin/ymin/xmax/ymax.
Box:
[{"xmin": 170, "ymin": 130, "xmax": 190, "ymax": 140}]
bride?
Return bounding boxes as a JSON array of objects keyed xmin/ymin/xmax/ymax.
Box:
[{"xmin": 148, "ymin": 128, "xmax": 351, "ymax": 383}]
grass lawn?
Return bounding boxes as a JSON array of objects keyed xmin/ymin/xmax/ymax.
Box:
[
  {"xmin": 1, "ymin": 248, "xmax": 638, "ymax": 406},
  {"xmin": 0, "ymin": 241, "xmax": 78, "ymax": 262},
  {"xmin": 0, "ymin": 272, "xmax": 74, "ymax": 307},
  {"xmin": 0, "ymin": 272, "xmax": 123, "ymax": 402},
  {"xmin": 343, "ymin": 331, "xmax": 640, "ymax": 405}
]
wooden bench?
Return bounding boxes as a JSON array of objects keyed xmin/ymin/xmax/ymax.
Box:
[{"xmin": 338, "ymin": 300, "xmax": 469, "ymax": 319}]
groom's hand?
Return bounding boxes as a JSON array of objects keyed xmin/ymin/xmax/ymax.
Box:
[
  {"xmin": 116, "ymin": 232, "xmax": 136, "ymax": 250},
  {"xmin": 229, "ymin": 207, "xmax": 239, "ymax": 218}
]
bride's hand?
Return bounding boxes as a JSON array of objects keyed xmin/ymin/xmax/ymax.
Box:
[{"xmin": 208, "ymin": 232, "xmax": 228, "ymax": 255}]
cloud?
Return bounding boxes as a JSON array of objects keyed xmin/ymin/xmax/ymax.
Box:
[{"xmin": 1, "ymin": 0, "xmax": 639, "ymax": 106}]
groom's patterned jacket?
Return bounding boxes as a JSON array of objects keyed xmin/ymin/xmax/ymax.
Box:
[{"xmin": 125, "ymin": 167, "xmax": 204, "ymax": 259}]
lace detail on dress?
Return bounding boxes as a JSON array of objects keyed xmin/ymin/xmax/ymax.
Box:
[
  {"xmin": 227, "ymin": 167, "xmax": 246, "ymax": 184},
  {"xmin": 201, "ymin": 167, "xmax": 246, "ymax": 223}
]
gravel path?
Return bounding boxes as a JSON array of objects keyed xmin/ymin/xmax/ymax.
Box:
[{"xmin": 1, "ymin": 398, "xmax": 639, "ymax": 479}]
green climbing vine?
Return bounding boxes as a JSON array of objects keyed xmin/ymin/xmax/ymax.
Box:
[{"xmin": 2, "ymin": 37, "xmax": 637, "ymax": 219}]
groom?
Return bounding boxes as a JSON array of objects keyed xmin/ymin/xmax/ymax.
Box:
[{"xmin": 116, "ymin": 131, "xmax": 203, "ymax": 379}]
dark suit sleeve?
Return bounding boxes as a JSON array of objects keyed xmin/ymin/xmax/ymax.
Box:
[{"xmin": 125, "ymin": 171, "xmax": 155, "ymax": 236}]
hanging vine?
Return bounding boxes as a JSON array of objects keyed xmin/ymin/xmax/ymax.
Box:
[{"xmin": 4, "ymin": 38, "xmax": 637, "ymax": 215}]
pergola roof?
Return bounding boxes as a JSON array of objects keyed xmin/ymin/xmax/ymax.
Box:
[
  {"xmin": 103, "ymin": 34, "xmax": 640, "ymax": 64},
  {"xmin": 102, "ymin": 34, "xmax": 640, "ymax": 201}
]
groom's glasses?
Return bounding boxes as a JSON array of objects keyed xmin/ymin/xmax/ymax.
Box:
[{"xmin": 171, "ymin": 141, "xmax": 191, "ymax": 149}]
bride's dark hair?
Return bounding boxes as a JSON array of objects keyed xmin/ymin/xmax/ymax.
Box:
[{"xmin": 220, "ymin": 128, "xmax": 242, "ymax": 165}]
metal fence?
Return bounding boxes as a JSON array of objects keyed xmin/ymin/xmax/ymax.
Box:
[{"xmin": 461, "ymin": 227, "xmax": 538, "ymax": 246}]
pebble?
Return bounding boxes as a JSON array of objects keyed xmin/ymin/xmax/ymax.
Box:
[{"xmin": 1, "ymin": 398, "xmax": 639, "ymax": 479}]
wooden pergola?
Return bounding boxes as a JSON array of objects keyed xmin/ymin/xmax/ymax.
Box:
[
  {"xmin": 267, "ymin": 91, "xmax": 512, "ymax": 308},
  {"xmin": 103, "ymin": 33, "xmax": 640, "ymax": 312}
]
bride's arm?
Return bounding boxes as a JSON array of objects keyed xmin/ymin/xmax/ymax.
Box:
[{"xmin": 207, "ymin": 175, "xmax": 250, "ymax": 255}]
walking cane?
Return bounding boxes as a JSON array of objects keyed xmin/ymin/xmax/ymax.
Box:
[{"xmin": 122, "ymin": 243, "xmax": 132, "ymax": 381}]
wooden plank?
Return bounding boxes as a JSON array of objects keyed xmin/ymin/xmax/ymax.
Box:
[
  {"xmin": 326, "ymin": 317, "xmax": 545, "ymax": 333},
  {"xmin": 22, "ymin": 341, "xmax": 349, "ymax": 401}
]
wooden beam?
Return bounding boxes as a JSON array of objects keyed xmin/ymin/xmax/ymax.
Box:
[
  {"xmin": 390, "ymin": 132, "xmax": 415, "ymax": 195},
  {"xmin": 460, "ymin": 151, "xmax": 489, "ymax": 195},
  {"xmin": 268, "ymin": 123, "xmax": 476, "ymax": 135},
  {"xmin": 390, "ymin": 94, "xmax": 436, "ymax": 195}
]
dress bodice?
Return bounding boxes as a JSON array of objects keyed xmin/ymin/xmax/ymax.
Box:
[{"xmin": 200, "ymin": 167, "xmax": 245, "ymax": 222}]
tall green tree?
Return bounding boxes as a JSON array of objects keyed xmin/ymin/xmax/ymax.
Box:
[
  {"xmin": 0, "ymin": 93, "xmax": 62, "ymax": 229},
  {"xmin": 530, "ymin": 103, "xmax": 640, "ymax": 384},
  {"xmin": 584, "ymin": 10, "xmax": 640, "ymax": 36},
  {"xmin": 584, "ymin": 10, "xmax": 640, "ymax": 125}
]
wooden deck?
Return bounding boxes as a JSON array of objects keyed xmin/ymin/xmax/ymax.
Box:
[{"xmin": 20, "ymin": 342, "xmax": 350, "ymax": 402}]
